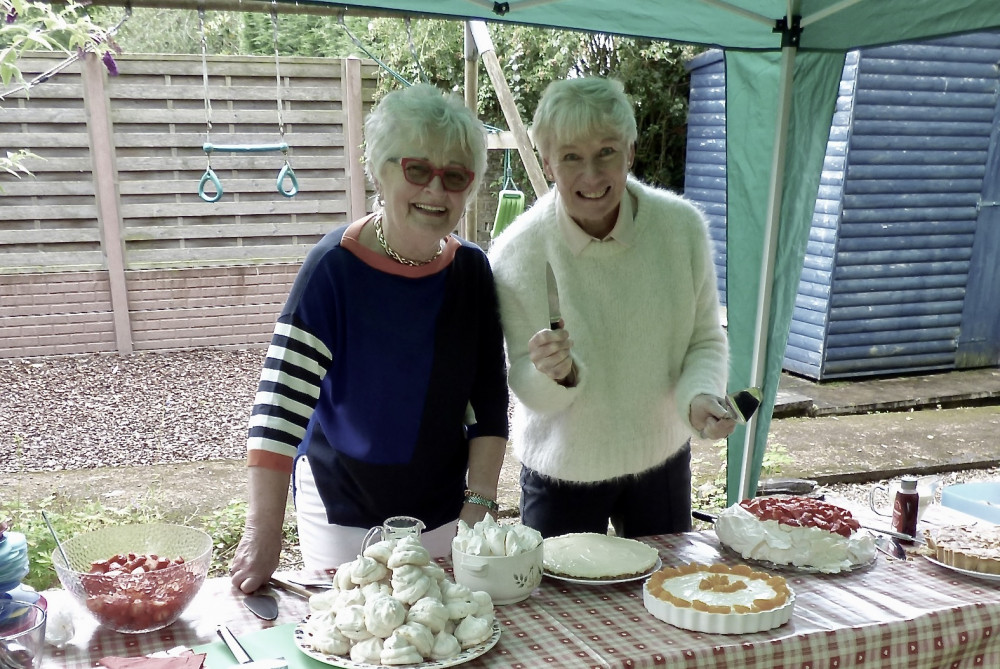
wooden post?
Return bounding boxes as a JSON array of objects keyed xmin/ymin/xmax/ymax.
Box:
[
  {"xmin": 467, "ymin": 21, "xmax": 548, "ymax": 199},
  {"xmin": 344, "ymin": 57, "xmax": 367, "ymax": 222},
  {"xmin": 463, "ymin": 23, "xmax": 480, "ymax": 243},
  {"xmin": 82, "ymin": 52, "xmax": 133, "ymax": 355}
]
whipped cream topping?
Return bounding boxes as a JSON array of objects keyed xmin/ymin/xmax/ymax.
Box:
[
  {"xmin": 715, "ymin": 504, "xmax": 876, "ymax": 573},
  {"xmin": 657, "ymin": 571, "xmax": 778, "ymax": 608}
]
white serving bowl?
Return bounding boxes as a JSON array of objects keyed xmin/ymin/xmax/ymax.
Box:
[{"xmin": 451, "ymin": 545, "xmax": 543, "ymax": 605}]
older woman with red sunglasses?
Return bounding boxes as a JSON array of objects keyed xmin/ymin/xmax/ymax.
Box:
[{"xmin": 230, "ymin": 83, "xmax": 509, "ymax": 593}]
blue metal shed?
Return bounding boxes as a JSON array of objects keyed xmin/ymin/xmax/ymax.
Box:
[{"xmin": 685, "ymin": 32, "xmax": 1000, "ymax": 380}]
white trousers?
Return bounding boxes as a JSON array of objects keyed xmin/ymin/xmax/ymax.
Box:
[{"xmin": 293, "ymin": 456, "xmax": 458, "ymax": 570}]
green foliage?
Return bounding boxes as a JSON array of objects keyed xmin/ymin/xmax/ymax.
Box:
[
  {"xmin": 1, "ymin": 0, "xmax": 116, "ymax": 88},
  {"xmin": 85, "ymin": 7, "xmax": 244, "ymax": 56},
  {"xmin": 1, "ymin": 0, "xmax": 119, "ymax": 176},
  {"xmin": 358, "ymin": 20, "xmax": 701, "ymax": 191},
  {"xmin": 1, "ymin": 496, "xmax": 167, "ymax": 591},
  {"xmin": 13, "ymin": 6, "xmax": 702, "ymax": 193},
  {"xmin": 239, "ymin": 12, "xmax": 369, "ymax": 58},
  {"xmin": 0, "ymin": 494, "xmax": 297, "ymax": 592}
]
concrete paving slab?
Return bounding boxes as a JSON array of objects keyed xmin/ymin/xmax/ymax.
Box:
[{"xmin": 775, "ymin": 367, "xmax": 1000, "ymax": 417}]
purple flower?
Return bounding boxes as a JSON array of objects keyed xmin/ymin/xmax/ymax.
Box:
[
  {"xmin": 102, "ymin": 50, "xmax": 118, "ymax": 76},
  {"xmin": 6, "ymin": 8, "xmax": 17, "ymax": 23}
]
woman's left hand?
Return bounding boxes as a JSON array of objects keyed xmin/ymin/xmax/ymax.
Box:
[
  {"xmin": 690, "ymin": 394, "xmax": 737, "ymax": 441},
  {"xmin": 460, "ymin": 501, "xmax": 492, "ymax": 525}
]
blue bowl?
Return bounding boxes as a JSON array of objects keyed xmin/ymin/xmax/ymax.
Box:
[{"xmin": 941, "ymin": 481, "xmax": 1000, "ymax": 523}]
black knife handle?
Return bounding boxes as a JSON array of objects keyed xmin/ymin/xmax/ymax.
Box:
[
  {"xmin": 692, "ymin": 509, "xmax": 718, "ymax": 523},
  {"xmin": 550, "ymin": 319, "xmax": 562, "ymax": 330}
]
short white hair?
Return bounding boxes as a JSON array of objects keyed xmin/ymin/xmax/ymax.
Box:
[
  {"xmin": 530, "ymin": 77, "xmax": 637, "ymax": 159},
  {"xmin": 364, "ymin": 83, "xmax": 488, "ymax": 193}
]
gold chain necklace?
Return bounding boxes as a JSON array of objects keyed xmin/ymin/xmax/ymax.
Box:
[{"xmin": 373, "ymin": 214, "xmax": 444, "ymax": 267}]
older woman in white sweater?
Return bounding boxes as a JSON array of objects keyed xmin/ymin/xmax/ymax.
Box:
[{"xmin": 488, "ymin": 77, "xmax": 735, "ymax": 538}]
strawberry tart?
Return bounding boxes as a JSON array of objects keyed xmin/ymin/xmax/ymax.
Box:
[{"xmin": 714, "ymin": 496, "xmax": 876, "ymax": 573}]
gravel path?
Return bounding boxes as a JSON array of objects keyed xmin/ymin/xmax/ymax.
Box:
[
  {"xmin": 3, "ymin": 349, "xmax": 997, "ymax": 514},
  {"xmin": 1, "ymin": 349, "xmax": 264, "ymax": 472}
]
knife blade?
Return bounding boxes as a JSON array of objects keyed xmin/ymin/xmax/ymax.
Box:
[{"xmin": 545, "ymin": 262, "xmax": 562, "ymax": 330}]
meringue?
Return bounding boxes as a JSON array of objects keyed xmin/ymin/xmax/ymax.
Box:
[
  {"xmin": 454, "ymin": 614, "xmax": 492, "ymax": 648},
  {"xmin": 334, "ymin": 559, "xmax": 358, "ymax": 590},
  {"xmin": 393, "ymin": 621, "xmax": 434, "ymax": 657},
  {"xmin": 363, "ymin": 538, "xmax": 397, "ymax": 565},
  {"xmin": 308, "ymin": 624, "xmax": 352, "ymax": 656},
  {"xmin": 388, "ymin": 536, "xmax": 431, "ymax": 568},
  {"xmin": 380, "ymin": 632, "xmax": 423, "ymax": 665},
  {"xmin": 392, "ymin": 574, "xmax": 431, "ymax": 605},
  {"xmin": 351, "ymin": 555, "xmax": 389, "ymax": 585},
  {"xmin": 363, "ymin": 594, "xmax": 406, "ymax": 638},
  {"xmin": 334, "ymin": 604, "xmax": 372, "ymax": 642},
  {"xmin": 715, "ymin": 503, "xmax": 876, "ymax": 574},
  {"xmin": 349, "ymin": 636, "xmax": 383, "ymax": 664},
  {"xmin": 453, "ymin": 515, "xmax": 543, "ymax": 557},
  {"xmin": 406, "ymin": 596, "xmax": 449, "ymax": 634},
  {"xmin": 430, "ymin": 630, "xmax": 462, "ymax": 660},
  {"xmin": 471, "ymin": 590, "xmax": 494, "ymax": 620}
]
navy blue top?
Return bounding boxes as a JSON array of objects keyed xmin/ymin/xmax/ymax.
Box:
[{"xmin": 247, "ymin": 220, "xmax": 508, "ymax": 530}]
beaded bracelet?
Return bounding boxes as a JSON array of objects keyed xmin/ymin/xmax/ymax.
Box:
[{"xmin": 463, "ymin": 489, "xmax": 499, "ymax": 513}]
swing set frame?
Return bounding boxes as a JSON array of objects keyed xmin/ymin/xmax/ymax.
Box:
[{"xmin": 196, "ymin": 1, "xmax": 299, "ymax": 202}]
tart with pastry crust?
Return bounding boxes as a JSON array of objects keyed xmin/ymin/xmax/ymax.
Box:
[
  {"xmin": 643, "ymin": 562, "xmax": 794, "ymax": 634},
  {"xmin": 542, "ymin": 533, "xmax": 659, "ymax": 580},
  {"xmin": 924, "ymin": 524, "xmax": 1000, "ymax": 574}
]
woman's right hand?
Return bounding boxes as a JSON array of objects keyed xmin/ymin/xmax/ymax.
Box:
[
  {"xmin": 230, "ymin": 524, "xmax": 282, "ymax": 594},
  {"xmin": 528, "ymin": 326, "xmax": 575, "ymax": 384}
]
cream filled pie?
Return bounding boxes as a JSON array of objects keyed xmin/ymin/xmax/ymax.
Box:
[
  {"xmin": 542, "ymin": 533, "xmax": 659, "ymax": 580},
  {"xmin": 643, "ymin": 562, "xmax": 794, "ymax": 634}
]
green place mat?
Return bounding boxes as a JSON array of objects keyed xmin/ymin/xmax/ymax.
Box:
[{"xmin": 193, "ymin": 623, "xmax": 340, "ymax": 669}]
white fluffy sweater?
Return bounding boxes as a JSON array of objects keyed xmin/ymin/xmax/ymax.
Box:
[{"xmin": 488, "ymin": 178, "xmax": 729, "ymax": 483}]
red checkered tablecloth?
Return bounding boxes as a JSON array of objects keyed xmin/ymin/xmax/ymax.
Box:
[{"xmin": 43, "ymin": 531, "xmax": 1000, "ymax": 669}]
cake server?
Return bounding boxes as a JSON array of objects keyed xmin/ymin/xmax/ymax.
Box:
[
  {"xmin": 242, "ymin": 591, "xmax": 278, "ymax": 621},
  {"xmin": 724, "ymin": 387, "xmax": 762, "ymax": 424},
  {"xmin": 874, "ymin": 535, "xmax": 907, "ymax": 560}
]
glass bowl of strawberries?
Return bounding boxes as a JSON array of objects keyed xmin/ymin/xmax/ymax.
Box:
[{"xmin": 52, "ymin": 523, "xmax": 212, "ymax": 633}]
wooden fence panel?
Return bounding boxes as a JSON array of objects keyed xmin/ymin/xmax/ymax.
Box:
[{"xmin": 0, "ymin": 52, "xmax": 378, "ymax": 358}]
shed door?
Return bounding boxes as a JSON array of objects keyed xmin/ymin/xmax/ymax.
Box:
[{"xmin": 956, "ymin": 86, "xmax": 1000, "ymax": 368}]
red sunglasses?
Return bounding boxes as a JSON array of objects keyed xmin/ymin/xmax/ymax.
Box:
[{"xmin": 396, "ymin": 158, "xmax": 475, "ymax": 192}]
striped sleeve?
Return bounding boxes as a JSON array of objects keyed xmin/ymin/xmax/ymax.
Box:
[{"xmin": 247, "ymin": 318, "xmax": 333, "ymax": 470}]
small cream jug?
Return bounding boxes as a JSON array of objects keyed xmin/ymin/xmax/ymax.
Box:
[{"xmin": 361, "ymin": 515, "xmax": 426, "ymax": 553}]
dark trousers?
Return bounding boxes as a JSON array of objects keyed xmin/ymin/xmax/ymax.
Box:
[{"xmin": 519, "ymin": 442, "xmax": 693, "ymax": 539}]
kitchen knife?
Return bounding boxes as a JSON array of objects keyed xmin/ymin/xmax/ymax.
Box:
[{"xmin": 545, "ymin": 262, "xmax": 562, "ymax": 330}]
